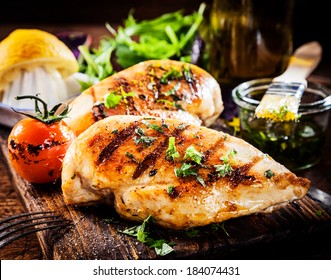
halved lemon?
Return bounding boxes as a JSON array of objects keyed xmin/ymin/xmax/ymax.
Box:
[{"xmin": 0, "ymin": 29, "xmax": 79, "ymax": 91}]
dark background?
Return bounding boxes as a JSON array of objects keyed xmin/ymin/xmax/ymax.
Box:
[{"xmin": 0, "ymin": 0, "xmax": 330, "ymax": 66}]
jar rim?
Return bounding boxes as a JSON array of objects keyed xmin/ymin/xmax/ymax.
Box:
[{"xmin": 232, "ymin": 78, "xmax": 331, "ymax": 114}]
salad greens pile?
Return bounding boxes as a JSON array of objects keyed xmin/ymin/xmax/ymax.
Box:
[{"xmin": 78, "ymin": 3, "xmax": 207, "ymax": 89}]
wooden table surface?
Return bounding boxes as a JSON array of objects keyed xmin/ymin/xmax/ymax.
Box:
[{"xmin": 1, "ymin": 25, "xmax": 331, "ymax": 260}]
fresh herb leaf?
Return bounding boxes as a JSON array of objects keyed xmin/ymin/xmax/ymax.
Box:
[
  {"xmin": 77, "ymin": 3, "xmax": 206, "ymax": 86},
  {"xmin": 156, "ymin": 99, "xmax": 183, "ymax": 110},
  {"xmin": 166, "ymin": 136, "xmax": 180, "ymax": 161},
  {"xmin": 175, "ymin": 162, "xmax": 197, "ymax": 177},
  {"xmin": 135, "ymin": 127, "xmax": 145, "ymax": 136},
  {"xmin": 264, "ymin": 169, "xmax": 275, "ymax": 179},
  {"xmin": 134, "ymin": 127, "xmax": 157, "ymax": 146},
  {"xmin": 153, "ymin": 242, "xmax": 174, "ymax": 256},
  {"xmin": 104, "ymin": 90, "xmax": 135, "ymax": 108},
  {"xmin": 167, "ymin": 185, "xmax": 175, "ymax": 194},
  {"xmin": 119, "ymin": 215, "xmax": 174, "ymax": 256},
  {"xmin": 142, "ymin": 120, "xmax": 164, "ymax": 133},
  {"xmin": 160, "ymin": 68, "xmax": 182, "ymax": 84},
  {"xmin": 134, "ymin": 135, "xmax": 156, "ymax": 147},
  {"xmin": 214, "ymin": 163, "xmax": 233, "ymax": 177},
  {"xmin": 183, "ymin": 145, "xmax": 204, "ymax": 165},
  {"xmin": 214, "ymin": 149, "xmax": 237, "ymax": 177},
  {"xmin": 182, "ymin": 64, "xmax": 194, "ymax": 83},
  {"xmin": 104, "ymin": 92, "xmax": 122, "ymax": 108},
  {"xmin": 125, "ymin": 152, "xmax": 140, "ymax": 164}
]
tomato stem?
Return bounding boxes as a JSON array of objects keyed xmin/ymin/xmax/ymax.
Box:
[{"xmin": 12, "ymin": 94, "xmax": 71, "ymax": 124}]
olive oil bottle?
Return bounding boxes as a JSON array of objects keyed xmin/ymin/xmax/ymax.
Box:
[{"xmin": 208, "ymin": 0, "xmax": 295, "ymax": 88}]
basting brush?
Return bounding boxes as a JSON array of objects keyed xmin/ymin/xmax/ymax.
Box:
[{"xmin": 255, "ymin": 41, "xmax": 322, "ymax": 122}]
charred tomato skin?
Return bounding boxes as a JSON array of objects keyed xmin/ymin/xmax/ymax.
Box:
[{"xmin": 8, "ymin": 118, "xmax": 75, "ymax": 184}]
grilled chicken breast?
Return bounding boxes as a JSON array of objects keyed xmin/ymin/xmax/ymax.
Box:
[
  {"xmin": 65, "ymin": 60, "xmax": 223, "ymax": 136},
  {"xmin": 61, "ymin": 115, "xmax": 310, "ymax": 229}
]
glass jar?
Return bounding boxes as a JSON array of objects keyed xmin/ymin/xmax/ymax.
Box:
[
  {"xmin": 208, "ymin": 0, "xmax": 294, "ymax": 88},
  {"xmin": 232, "ymin": 78, "xmax": 331, "ymax": 171}
]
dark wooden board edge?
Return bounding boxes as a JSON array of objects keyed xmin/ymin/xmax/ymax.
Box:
[{"xmin": 1, "ymin": 137, "xmax": 331, "ymax": 260}]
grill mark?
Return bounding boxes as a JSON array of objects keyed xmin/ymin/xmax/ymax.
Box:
[
  {"xmin": 132, "ymin": 125, "xmax": 189, "ymax": 179},
  {"xmin": 207, "ymin": 155, "xmax": 261, "ymax": 187},
  {"xmin": 229, "ymin": 164, "xmax": 255, "ymax": 188},
  {"xmin": 203, "ymin": 137, "xmax": 226, "ymax": 162},
  {"xmin": 96, "ymin": 123, "xmax": 139, "ymax": 165},
  {"xmin": 92, "ymin": 103, "xmax": 108, "ymax": 122}
]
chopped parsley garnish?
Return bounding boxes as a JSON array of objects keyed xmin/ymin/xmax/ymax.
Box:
[
  {"xmin": 167, "ymin": 185, "xmax": 175, "ymax": 194},
  {"xmin": 175, "ymin": 162, "xmax": 206, "ymax": 187},
  {"xmin": 133, "ymin": 126, "xmax": 157, "ymax": 150},
  {"xmin": 264, "ymin": 169, "xmax": 275, "ymax": 179},
  {"xmin": 166, "ymin": 136, "xmax": 180, "ymax": 161},
  {"xmin": 104, "ymin": 92, "xmax": 122, "ymax": 108},
  {"xmin": 135, "ymin": 127, "xmax": 144, "ymax": 136},
  {"xmin": 214, "ymin": 163, "xmax": 233, "ymax": 177},
  {"xmin": 111, "ymin": 129, "xmax": 118, "ymax": 134},
  {"xmin": 141, "ymin": 120, "xmax": 164, "ymax": 133},
  {"xmin": 214, "ymin": 149, "xmax": 237, "ymax": 177},
  {"xmin": 175, "ymin": 162, "xmax": 197, "ymax": 177},
  {"xmin": 125, "ymin": 152, "xmax": 140, "ymax": 164},
  {"xmin": 104, "ymin": 90, "xmax": 135, "ymax": 108},
  {"xmin": 172, "ymin": 144, "xmax": 207, "ymax": 187},
  {"xmin": 160, "ymin": 68, "xmax": 182, "ymax": 84},
  {"xmin": 183, "ymin": 145, "xmax": 204, "ymax": 165},
  {"xmin": 157, "ymin": 99, "xmax": 183, "ymax": 110},
  {"xmin": 119, "ymin": 215, "xmax": 174, "ymax": 256},
  {"xmin": 182, "ymin": 65, "xmax": 194, "ymax": 83}
]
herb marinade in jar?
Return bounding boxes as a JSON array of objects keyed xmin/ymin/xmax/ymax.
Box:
[{"xmin": 232, "ymin": 78, "xmax": 331, "ymax": 171}]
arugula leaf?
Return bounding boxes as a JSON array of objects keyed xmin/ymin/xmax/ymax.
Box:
[{"xmin": 77, "ymin": 3, "xmax": 206, "ymax": 86}]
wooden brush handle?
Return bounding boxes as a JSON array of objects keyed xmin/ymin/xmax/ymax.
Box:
[{"xmin": 273, "ymin": 41, "xmax": 322, "ymax": 85}]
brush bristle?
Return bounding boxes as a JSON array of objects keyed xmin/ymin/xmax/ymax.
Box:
[{"xmin": 255, "ymin": 82, "xmax": 305, "ymax": 122}]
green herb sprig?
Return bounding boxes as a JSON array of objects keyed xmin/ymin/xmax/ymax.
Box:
[
  {"xmin": 77, "ymin": 3, "xmax": 206, "ymax": 89},
  {"xmin": 119, "ymin": 215, "xmax": 174, "ymax": 256}
]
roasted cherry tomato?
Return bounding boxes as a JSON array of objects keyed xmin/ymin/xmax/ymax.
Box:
[{"xmin": 7, "ymin": 95, "xmax": 76, "ymax": 184}]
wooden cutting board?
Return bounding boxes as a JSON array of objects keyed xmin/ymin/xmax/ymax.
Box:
[{"xmin": 1, "ymin": 137, "xmax": 331, "ymax": 260}]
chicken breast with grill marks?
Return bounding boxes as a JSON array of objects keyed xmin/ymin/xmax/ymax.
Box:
[
  {"xmin": 65, "ymin": 59, "xmax": 223, "ymax": 136},
  {"xmin": 61, "ymin": 115, "xmax": 310, "ymax": 230}
]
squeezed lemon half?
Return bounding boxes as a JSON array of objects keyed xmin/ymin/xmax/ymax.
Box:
[{"xmin": 0, "ymin": 29, "xmax": 79, "ymax": 91}]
